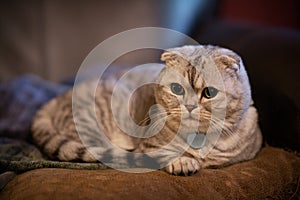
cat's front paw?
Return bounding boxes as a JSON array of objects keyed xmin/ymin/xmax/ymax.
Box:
[{"xmin": 165, "ymin": 156, "xmax": 200, "ymax": 176}]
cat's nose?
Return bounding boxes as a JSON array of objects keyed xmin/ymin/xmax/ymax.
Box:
[{"xmin": 185, "ymin": 105, "xmax": 197, "ymax": 113}]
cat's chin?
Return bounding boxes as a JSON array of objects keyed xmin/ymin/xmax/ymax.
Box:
[
  {"xmin": 178, "ymin": 121, "xmax": 202, "ymax": 134},
  {"xmin": 176, "ymin": 117, "xmax": 209, "ymax": 135}
]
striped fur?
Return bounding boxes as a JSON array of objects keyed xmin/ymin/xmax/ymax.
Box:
[{"xmin": 31, "ymin": 45, "xmax": 262, "ymax": 175}]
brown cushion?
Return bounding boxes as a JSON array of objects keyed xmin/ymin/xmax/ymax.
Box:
[{"xmin": 1, "ymin": 147, "xmax": 299, "ymax": 199}]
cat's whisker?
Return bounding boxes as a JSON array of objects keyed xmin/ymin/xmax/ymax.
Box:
[
  {"xmin": 145, "ymin": 116, "xmax": 170, "ymax": 137},
  {"xmin": 138, "ymin": 110, "xmax": 169, "ymax": 126},
  {"xmin": 210, "ymin": 117, "xmax": 234, "ymax": 137}
]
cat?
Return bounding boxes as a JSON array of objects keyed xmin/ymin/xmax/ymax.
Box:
[{"xmin": 31, "ymin": 45, "xmax": 262, "ymax": 176}]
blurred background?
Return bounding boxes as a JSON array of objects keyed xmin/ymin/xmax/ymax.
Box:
[
  {"xmin": 0, "ymin": 0, "xmax": 299, "ymax": 150},
  {"xmin": 1, "ymin": 0, "xmax": 299, "ymax": 82}
]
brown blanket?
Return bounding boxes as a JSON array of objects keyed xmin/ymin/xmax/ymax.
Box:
[{"xmin": 1, "ymin": 146, "xmax": 299, "ymax": 199}]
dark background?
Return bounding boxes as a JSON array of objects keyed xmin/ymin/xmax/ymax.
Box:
[{"xmin": 1, "ymin": 0, "xmax": 299, "ymax": 81}]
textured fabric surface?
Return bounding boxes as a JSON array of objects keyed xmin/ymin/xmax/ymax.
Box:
[
  {"xmin": 1, "ymin": 147, "xmax": 299, "ymax": 199},
  {"xmin": 0, "ymin": 74, "xmax": 69, "ymax": 139}
]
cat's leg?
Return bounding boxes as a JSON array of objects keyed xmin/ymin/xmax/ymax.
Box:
[
  {"xmin": 49, "ymin": 140, "xmax": 98, "ymax": 162},
  {"xmin": 164, "ymin": 156, "xmax": 200, "ymax": 176}
]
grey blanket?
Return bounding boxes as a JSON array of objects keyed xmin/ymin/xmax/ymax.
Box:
[{"xmin": 0, "ymin": 75, "xmax": 109, "ymax": 174}]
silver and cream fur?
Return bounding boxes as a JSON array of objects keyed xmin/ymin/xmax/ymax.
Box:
[{"xmin": 32, "ymin": 45, "xmax": 262, "ymax": 175}]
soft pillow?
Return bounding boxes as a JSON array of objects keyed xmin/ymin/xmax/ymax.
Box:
[{"xmin": 1, "ymin": 147, "xmax": 299, "ymax": 199}]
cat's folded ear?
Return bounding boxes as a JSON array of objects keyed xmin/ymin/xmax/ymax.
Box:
[
  {"xmin": 161, "ymin": 51, "xmax": 189, "ymax": 68},
  {"xmin": 214, "ymin": 49, "xmax": 241, "ymax": 73}
]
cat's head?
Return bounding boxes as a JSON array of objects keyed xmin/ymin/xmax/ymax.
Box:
[{"xmin": 154, "ymin": 45, "xmax": 252, "ymax": 136}]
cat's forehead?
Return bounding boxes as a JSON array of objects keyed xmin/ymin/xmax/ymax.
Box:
[
  {"xmin": 160, "ymin": 45, "xmax": 241, "ymax": 89},
  {"xmin": 164, "ymin": 45, "xmax": 239, "ymax": 68},
  {"xmin": 176, "ymin": 56, "xmax": 225, "ymax": 88},
  {"xmin": 193, "ymin": 62, "xmax": 224, "ymax": 89},
  {"xmin": 159, "ymin": 59, "xmax": 224, "ymax": 90}
]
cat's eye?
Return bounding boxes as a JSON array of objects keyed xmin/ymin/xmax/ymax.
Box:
[
  {"xmin": 202, "ymin": 87, "xmax": 218, "ymax": 99},
  {"xmin": 170, "ymin": 83, "xmax": 185, "ymax": 95}
]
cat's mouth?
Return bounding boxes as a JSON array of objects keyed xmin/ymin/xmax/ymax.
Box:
[
  {"xmin": 182, "ymin": 114, "xmax": 199, "ymax": 122},
  {"xmin": 182, "ymin": 115, "xmax": 199, "ymax": 124}
]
